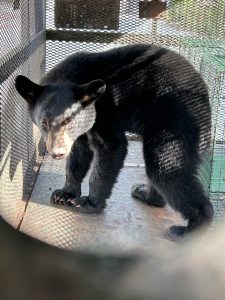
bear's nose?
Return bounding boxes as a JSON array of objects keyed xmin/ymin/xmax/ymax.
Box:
[{"xmin": 52, "ymin": 148, "xmax": 66, "ymax": 160}]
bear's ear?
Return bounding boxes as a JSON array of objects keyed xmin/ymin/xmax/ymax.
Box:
[
  {"xmin": 79, "ymin": 79, "xmax": 106, "ymax": 106},
  {"xmin": 15, "ymin": 75, "xmax": 44, "ymax": 105}
]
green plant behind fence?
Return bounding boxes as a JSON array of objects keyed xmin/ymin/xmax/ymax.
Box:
[{"xmin": 169, "ymin": 0, "xmax": 225, "ymax": 39}]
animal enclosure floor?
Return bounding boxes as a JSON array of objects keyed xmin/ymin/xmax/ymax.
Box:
[{"xmin": 20, "ymin": 141, "xmax": 185, "ymax": 253}]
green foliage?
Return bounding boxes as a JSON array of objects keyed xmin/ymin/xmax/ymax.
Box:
[{"xmin": 168, "ymin": 0, "xmax": 225, "ymax": 38}]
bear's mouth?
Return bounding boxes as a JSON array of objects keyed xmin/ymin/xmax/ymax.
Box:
[{"xmin": 47, "ymin": 146, "xmax": 70, "ymax": 160}]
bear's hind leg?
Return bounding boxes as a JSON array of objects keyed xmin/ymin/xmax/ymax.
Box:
[
  {"xmin": 131, "ymin": 183, "xmax": 166, "ymax": 207},
  {"xmin": 163, "ymin": 176, "xmax": 213, "ymax": 237},
  {"xmin": 167, "ymin": 175, "xmax": 213, "ymax": 235},
  {"xmin": 143, "ymin": 134, "xmax": 213, "ymax": 237}
]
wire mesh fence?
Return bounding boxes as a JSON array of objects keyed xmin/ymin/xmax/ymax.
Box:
[
  {"xmin": 0, "ymin": 0, "xmax": 46, "ymax": 226},
  {"xmin": 179, "ymin": 38, "xmax": 225, "ymax": 217},
  {"xmin": 0, "ymin": 0, "xmax": 225, "ymax": 224}
]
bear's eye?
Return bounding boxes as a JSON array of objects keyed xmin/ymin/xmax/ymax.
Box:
[
  {"xmin": 61, "ymin": 117, "xmax": 71, "ymax": 126},
  {"xmin": 41, "ymin": 120, "xmax": 48, "ymax": 131}
]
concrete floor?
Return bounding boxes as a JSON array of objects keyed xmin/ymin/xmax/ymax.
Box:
[{"xmin": 20, "ymin": 141, "xmax": 185, "ymax": 253}]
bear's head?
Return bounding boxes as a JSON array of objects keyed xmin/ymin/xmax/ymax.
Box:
[{"xmin": 15, "ymin": 75, "xmax": 106, "ymax": 159}]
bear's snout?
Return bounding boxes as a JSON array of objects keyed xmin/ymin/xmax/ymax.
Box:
[{"xmin": 51, "ymin": 147, "xmax": 67, "ymax": 160}]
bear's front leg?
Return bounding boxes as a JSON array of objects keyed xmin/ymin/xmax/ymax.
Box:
[
  {"xmin": 51, "ymin": 134, "xmax": 93, "ymax": 205},
  {"xmin": 71, "ymin": 135, "xmax": 128, "ymax": 213}
]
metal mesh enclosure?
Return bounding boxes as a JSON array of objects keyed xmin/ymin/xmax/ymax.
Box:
[
  {"xmin": 0, "ymin": 0, "xmax": 45, "ymax": 226},
  {"xmin": 46, "ymin": 0, "xmax": 179, "ymax": 72},
  {"xmin": 45, "ymin": 0, "xmax": 224, "ymax": 69},
  {"xmin": 1, "ymin": 0, "xmax": 225, "ymax": 232}
]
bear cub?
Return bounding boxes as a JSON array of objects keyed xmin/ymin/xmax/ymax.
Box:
[{"xmin": 15, "ymin": 44, "xmax": 213, "ymax": 236}]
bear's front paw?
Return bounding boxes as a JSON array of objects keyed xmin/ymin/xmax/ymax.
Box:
[
  {"xmin": 51, "ymin": 191, "xmax": 105, "ymax": 214},
  {"xmin": 71, "ymin": 196, "xmax": 105, "ymax": 214},
  {"xmin": 51, "ymin": 189, "xmax": 76, "ymax": 205}
]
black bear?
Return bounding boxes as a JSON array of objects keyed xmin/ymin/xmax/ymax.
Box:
[{"xmin": 15, "ymin": 44, "xmax": 213, "ymax": 236}]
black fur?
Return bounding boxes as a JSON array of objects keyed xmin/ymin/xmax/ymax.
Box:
[{"xmin": 15, "ymin": 44, "xmax": 213, "ymax": 236}]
